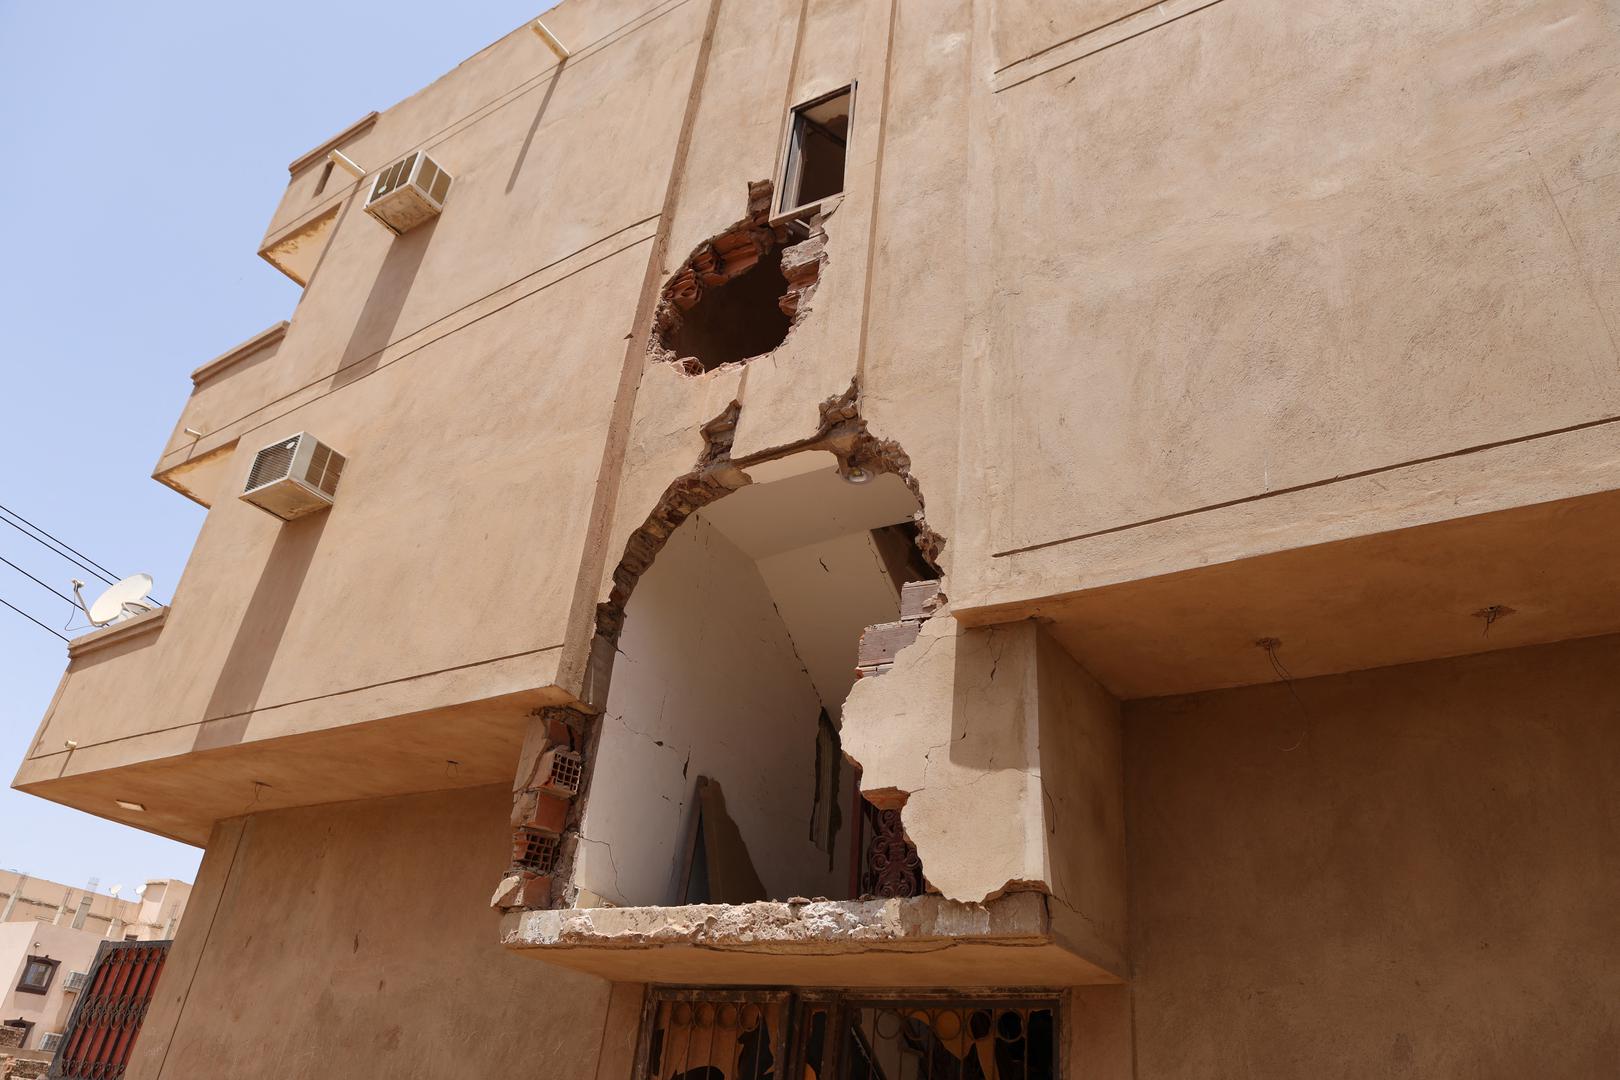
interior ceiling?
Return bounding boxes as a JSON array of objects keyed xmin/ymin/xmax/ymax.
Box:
[
  {"xmin": 699, "ymin": 461, "xmax": 919, "ymax": 719},
  {"xmin": 703, "ymin": 463, "xmax": 918, "ymax": 560}
]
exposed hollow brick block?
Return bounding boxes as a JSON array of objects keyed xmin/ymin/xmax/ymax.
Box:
[
  {"xmin": 512, "ymin": 789, "xmax": 570, "ymax": 835},
  {"xmin": 501, "ymin": 705, "xmax": 589, "ymax": 910},
  {"xmin": 492, "ymin": 871, "xmax": 553, "ymax": 910},
  {"xmin": 857, "ymin": 581, "xmax": 943, "ymax": 678},
  {"xmin": 900, "ymin": 580, "xmax": 946, "ymax": 621},
  {"xmin": 857, "ymin": 622, "xmax": 921, "ymax": 669},
  {"xmin": 537, "ymin": 747, "xmax": 583, "ymax": 797}
]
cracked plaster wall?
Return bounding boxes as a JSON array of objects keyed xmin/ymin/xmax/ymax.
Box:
[
  {"xmin": 841, "ymin": 615, "xmax": 1126, "ymax": 974},
  {"xmin": 576, "ymin": 514, "xmax": 845, "ymax": 906}
]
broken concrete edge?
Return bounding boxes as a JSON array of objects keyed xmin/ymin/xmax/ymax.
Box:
[
  {"xmin": 593, "ymin": 378, "xmax": 943, "ymax": 652},
  {"xmin": 647, "ymin": 179, "xmax": 833, "ymax": 377},
  {"xmin": 841, "ymin": 604, "xmax": 963, "ymax": 903},
  {"xmin": 501, "ymin": 889, "xmax": 1059, "ymax": 952},
  {"xmin": 501, "ymin": 364, "xmax": 947, "ymax": 913}
]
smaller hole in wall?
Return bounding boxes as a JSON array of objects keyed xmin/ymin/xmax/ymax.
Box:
[
  {"xmin": 669, "ymin": 247, "xmax": 794, "ymax": 372},
  {"xmin": 313, "ymin": 159, "xmax": 334, "ymax": 197}
]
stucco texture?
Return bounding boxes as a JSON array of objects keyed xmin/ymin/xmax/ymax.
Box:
[
  {"xmin": 1124, "ymin": 633, "xmax": 1620, "ymax": 1078},
  {"xmin": 124, "ymin": 785, "xmax": 636, "ymax": 1080}
]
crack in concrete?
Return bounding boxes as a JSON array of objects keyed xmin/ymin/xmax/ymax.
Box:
[{"xmin": 575, "ymin": 834, "xmax": 627, "ymax": 906}]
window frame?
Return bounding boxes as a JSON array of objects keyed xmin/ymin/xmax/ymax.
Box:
[
  {"xmin": 634, "ymin": 986, "xmax": 1063, "ymax": 1080},
  {"xmin": 2, "ymin": 1019, "xmax": 34, "ymax": 1049},
  {"xmin": 777, "ymin": 83, "xmax": 857, "ymax": 217},
  {"xmin": 15, "ymin": 955, "xmax": 58, "ymax": 995}
]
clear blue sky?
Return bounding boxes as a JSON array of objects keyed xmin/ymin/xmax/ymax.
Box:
[{"xmin": 0, "ymin": 1, "xmax": 548, "ymax": 889}]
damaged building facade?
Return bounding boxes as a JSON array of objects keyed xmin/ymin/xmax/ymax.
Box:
[{"xmin": 13, "ymin": 0, "xmax": 1620, "ymax": 1075}]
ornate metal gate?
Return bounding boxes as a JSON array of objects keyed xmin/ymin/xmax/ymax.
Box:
[{"xmin": 47, "ymin": 939, "xmax": 170, "ymax": 1080}]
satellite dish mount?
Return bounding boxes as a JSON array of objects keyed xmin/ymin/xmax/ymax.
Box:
[{"xmin": 72, "ymin": 574, "xmax": 157, "ymax": 628}]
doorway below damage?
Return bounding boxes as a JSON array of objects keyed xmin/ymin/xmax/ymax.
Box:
[{"xmin": 573, "ymin": 456, "xmax": 934, "ymax": 908}]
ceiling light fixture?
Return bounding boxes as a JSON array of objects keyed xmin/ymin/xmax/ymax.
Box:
[{"xmin": 115, "ymin": 800, "xmax": 146, "ymax": 813}]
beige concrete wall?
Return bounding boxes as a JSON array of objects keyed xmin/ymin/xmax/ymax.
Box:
[
  {"xmin": 1123, "ymin": 633, "xmax": 1620, "ymax": 1077},
  {"xmin": 126, "ymin": 785, "xmax": 636, "ymax": 1079},
  {"xmin": 10, "ymin": 0, "xmax": 1620, "ymax": 1049},
  {"xmin": 842, "ymin": 618, "xmax": 1127, "ymax": 976},
  {"xmin": 956, "ymin": 0, "xmax": 1620, "ymax": 614},
  {"xmin": 15, "ymin": 0, "xmax": 712, "ymax": 829}
]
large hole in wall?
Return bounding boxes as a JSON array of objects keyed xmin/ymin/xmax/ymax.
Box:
[{"xmin": 572, "ymin": 456, "xmax": 932, "ymax": 907}]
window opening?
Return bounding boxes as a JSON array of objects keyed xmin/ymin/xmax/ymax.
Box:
[
  {"xmin": 782, "ymin": 87, "xmax": 853, "ymax": 213},
  {"xmin": 313, "ymin": 159, "xmax": 335, "ymax": 197},
  {"xmin": 16, "ymin": 955, "xmax": 57, "ymax": 995},
  {"xmin": 641, "ymin": 990, "xmax": 1059, "ymax": 1080}
]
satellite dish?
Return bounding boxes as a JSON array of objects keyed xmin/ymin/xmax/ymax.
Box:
[
  {"xmin": 133, "ymin": 884, "xmax": 148, "ymax": 898},
  {"xmin": 109, "ymin": 885, "xmax": 122, "ymax": 897},
  {"xmin": 72, "ymin": 574, "xmax": 156, "ymax": 628}
]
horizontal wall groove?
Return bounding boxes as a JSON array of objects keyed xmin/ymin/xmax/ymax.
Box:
[{"xmin": 993, "ymin": 411, "xmax": 1620, "ymax": 558}]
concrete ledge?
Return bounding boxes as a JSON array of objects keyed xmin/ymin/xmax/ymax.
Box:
[
  {"xmin": 67, "ymin": 607, "xmax": 167, "ymax": 661},
  {"xmin": 287, "ymin": 111, "xmax": 378, "ymax": 174},
  {"xmin": 502, "ymin": 892, "xmax": 1122, "ymax": 987},
  {"xmin": 190, "ymin": 322, "xmax": 288, "ymax": 386}
]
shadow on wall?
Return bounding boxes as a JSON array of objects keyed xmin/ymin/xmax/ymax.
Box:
[
  {"xmin": 950, "ymin": 624, "xmax": 1035, "ymax": 774},
  {"xmin": 506, "ymin": 63, "xmax": 566, "ymax": 194},
  {"xmin": 195, "ymin": 513, "xmax": 329, "ymax": 751},
  {"xmin": 330, "ymin": 217, "xmax": 439, "ymax": 391}
]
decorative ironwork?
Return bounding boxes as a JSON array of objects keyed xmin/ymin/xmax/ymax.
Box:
[
  {"xmin": 861, "ymin": 803, "xmax": 923, "ymax": 899},
  {"xmin": 641, "ymin": 990, "xmax": 790, "ymax": 1080},
  {"xmin": 48, "ymin": 939, "xmax": 170, "ymax": 1080},
  {"xmin": 639, "ymin": 991, "xmax": 1059, "ymax": 1080}
]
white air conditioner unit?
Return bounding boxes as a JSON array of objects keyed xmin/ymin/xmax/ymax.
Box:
[
  {"xmin": 239, "ymin": 433, "xmax": 346, "ymax": 521},
  {"xmin": 39, "ymin": 1032, "xmax": 63, "ymax": 1053},
  {"xmin": 63, "ymin": 970, "xmax": 88, "ymax": 992},
  {"xmin": 364, "ymin": 151, "xmax": 451, "ymax": 234}
]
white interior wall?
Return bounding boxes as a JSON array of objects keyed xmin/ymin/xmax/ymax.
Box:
[
  {"xmin": 578, "ymin": 462, "xmax": 922, "ymax": 908},
  {"xmin": 756, "ymin": 530, "xmax": 900, "ymax": 722},
  {"xmin": 578, "ymin": 516, "xmax": 838, "ymax": 906}
]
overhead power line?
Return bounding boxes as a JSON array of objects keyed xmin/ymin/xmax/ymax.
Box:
[
  {"xmin": 0, "ymin": 554, "xmax": 77, "ymax": 608},
  {"xmin": 0, "ymin": 596, "xmax": 69, "ymax": 642},
  {"xmin": 0, "ymin": 503, "xmax": 121, "ymax": 585}
]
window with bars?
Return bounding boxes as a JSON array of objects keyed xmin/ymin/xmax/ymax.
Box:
[{"xmin": 638, "ymin": 990, "xmax": 1059, "ymax": 1080}]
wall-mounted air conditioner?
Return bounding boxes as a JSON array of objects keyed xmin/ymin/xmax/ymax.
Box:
[
  {"xmin": 39, "ymin": 1033, "xmax": 63, "ymax": 1053},
  {"xmin": 239, "ymin": 433, "xmax": 346, "ymax": 521},
  {"xmin": 364, "ymin": 151, "xmax": 451, "ymax": 234},
  {"xmin": 63, "ymin": 970, "xmax": 89, "ymax": 992}
]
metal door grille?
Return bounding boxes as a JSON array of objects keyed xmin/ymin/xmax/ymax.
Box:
[
  {"xmin": 48, "ymin": 940, "xmax": 170, "ymax": 1080},
  {"xmin": 640, "ymin": 991, "xmax": 1058, "ymax": 1080}
]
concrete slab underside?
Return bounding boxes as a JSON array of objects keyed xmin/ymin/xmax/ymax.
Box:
[{"xmin": 504, "ymin": 892, "xmax": 1119, "ymax": 987}]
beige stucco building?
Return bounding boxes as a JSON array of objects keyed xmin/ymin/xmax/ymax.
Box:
[
  {"xmin": 0, "ymin": 874, "xmax": 191, "ymax": 943},
  {"xmin": 12, "ymin": 0, "xmax": 1620, "ymax": 1075},
  {"xmin": 0, "ymin": 875, "xmax": 187, "ymax": 1068}
]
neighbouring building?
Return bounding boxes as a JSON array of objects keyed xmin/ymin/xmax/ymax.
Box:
[
  {"xmin": 12, "ymin": 0, "xmax": 1620, "ymax": 1076},
  {"xmin": 0, "ymin": 875, "xmax": 187, "ymax": 1070},
  {"xmin": 0, "ymin": 874, "xmax": 191, "ymax": 943}
]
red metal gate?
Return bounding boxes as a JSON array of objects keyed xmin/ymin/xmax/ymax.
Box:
[{"xmin": 47, "ymin": 939, "xmax": 170, "ymax": 1080}]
